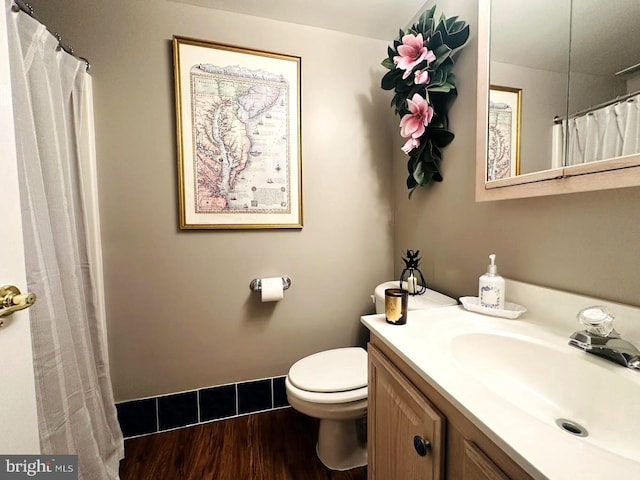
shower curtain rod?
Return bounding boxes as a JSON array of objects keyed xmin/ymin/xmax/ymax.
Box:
[
  {"xmin": 11, "ymin": 0, "xmax": 91, "ymax": 72},
  {"xmin": 554, "ymin": 88, "xmax": 640, "ymax": 123}
]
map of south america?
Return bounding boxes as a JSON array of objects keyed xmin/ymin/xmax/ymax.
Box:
[{"xmin": 191, "ymin": 64, "xmax": 290, "ymax": 213}]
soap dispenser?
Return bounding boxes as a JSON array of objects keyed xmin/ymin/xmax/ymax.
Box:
[{"xmin": 479, "ymin": 254, "xmax": 505, "ymax": 309}]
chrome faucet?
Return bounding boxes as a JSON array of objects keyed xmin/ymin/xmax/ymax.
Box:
[{"xmin": 568, "ymin": 306, "xmax": 640, "ymax": 371}]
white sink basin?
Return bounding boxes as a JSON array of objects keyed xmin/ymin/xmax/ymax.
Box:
[
  {"xmin": 361, "ymin": 303, "xmax": 640, "ymax": 479},
  {"xmin": 450, "ymin": 330, "xmax": 640, "ymax": 463}
]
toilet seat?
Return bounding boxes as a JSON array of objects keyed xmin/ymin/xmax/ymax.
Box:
[
  {"xmin": 286, "ymin": 376, "xmax": 367, "ymax": 404},
  {"xmin": 288, "ymin": 347, "xmax": 367, "ymax": 393}
]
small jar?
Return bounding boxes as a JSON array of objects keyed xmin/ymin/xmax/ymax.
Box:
[{"xmin": 385, "ymin": 288, "xmax": 408, "ymax": 325}]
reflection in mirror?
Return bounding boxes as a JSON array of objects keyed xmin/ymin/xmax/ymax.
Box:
[
  {"xmin": 563, "ymin": 0, "xmax": 640, "ymax": 167},
  {"xmin": 489, "ymin": 0, "xmax": 571, "ymax": 178},
  {"xmin": 487, "ymin": 85, "xmax": 521, "ymax": 180},
  {"xmin": 477, "ymin": 0, "xmax": 640, "ymax": 201}
]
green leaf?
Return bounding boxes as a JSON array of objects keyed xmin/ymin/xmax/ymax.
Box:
[
  {"xmin": 412, "ymin": 59, "xmax": 429, "ymax": 73},
  {"xmin": 381, "ymin": 57, "xmax": 395, "ymax": 70},
  {"xmin": 406, "ymin": 136, "xmax": 428, "ymax": 164},
  {"xmin": 429, "ymin": 69, "xmax": 445, "ymax": 87},
  {"xmin": 419, "ymin": 17, "xmax": 434, "ymax": 36},
  {"xmin": 431, "ymin": 142, "xmax": 442, "ymax": 164},
  {"xmin": 423, "ymin": 161, "xmax": 441, "ymax": 175},
  {"xmin": 429, "ymin": 90, "xmax": 456, "ymax": 114},
  {"xmin": 427, "ymin": 141, "xmax": 443, "ymax": 163},
  {"xmin": 408, "ymin": 152, "xmax": 422, "ymax": 173},
  {"xmin": 421, "ymin": 172, "xmax": 436, "ymax": 186},
  {"xmin": 449, "ymin": 20, "xmax": 468, "ymax": 34},
  {"xmin": 390, "ymin": 92, "xmax": 401, "ymax": 108},
  {"xmin": 428, "ymin": 112, "xmax": 445, "ymax": 130},
  {"xmin": 407, "ymin": 174, "xmax": 418, "ymax": 190},
  {"xmin": 428, "ymin": 117, "xmax": 446, "ymax": 130},
  {"xmin": 439, "ymin": 57, "xmax": 455, "ymax": 73},
  {"xmin": 447, "ymin": 73, "xmax": 457, "ymax": 86},
  {"xmin": 404, "ymin": 85, "xmax": 426, "ymax": 103},
  {"xmin": 381, "ymin": 68, "xmax": 403, "ymax": 90},
  {"xmin": 394, "ymin": 79, "xmax": 413, "ymax": 94},
  {"xmin": 447, "ymin": 20, "xmax": 467, "ymax": 34},
  {"xmin": 444, "ymin": 16, "xmax": 460, "ymax": 29},
  {"xmin": 429, "ymin": 44, "xmax": 453, "ymax": 70},
  {"xmin": 427, "ymin": 83, "xmax": 453, "ymax": 93},
  {"xmin": 420, "ymin": 5, "xmax": 436, "ymax": 23},
  {"xmin": 445, "ymin": 24, "xmax": 470, "ymax": 50},
  {"xmin": 412, "ymin": 161, "xmax": 425, "ymax": 185},
  {"xmin": 394, "ymin": 94, "xmax": 407, "ymax": 115},
  {"xmin": 387, "ymin": 46, "xmax": 396, "ymax": 59},
  {"xmin": 428, "ymin": 31, "xmax": 444, "ymax": 50},
  {"xmin": 427, "ymin": 128, "xmax": 455, "ymax": 148},
  {"xmin": 435, "ymin": 19, "xmax": 448, "ymax": 41}
]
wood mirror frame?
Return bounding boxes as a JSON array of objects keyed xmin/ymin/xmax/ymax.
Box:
[{"xmin": 475, "ymin": 0, "xmax": 640, "ymax": 202}]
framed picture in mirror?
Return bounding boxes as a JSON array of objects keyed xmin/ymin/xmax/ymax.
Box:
[{"xmin": 488, "ymin": 85, "xmax": 522, "ymax": 181}]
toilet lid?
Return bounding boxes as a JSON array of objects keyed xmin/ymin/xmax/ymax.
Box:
[{"xmin": 288, "ymin": 347, "xmax": 367, "ymax": 393}]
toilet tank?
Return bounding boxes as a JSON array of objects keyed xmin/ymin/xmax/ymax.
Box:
[{"xmin": 373, "ymin": 281, "xmax": 457, "ymax": 314}]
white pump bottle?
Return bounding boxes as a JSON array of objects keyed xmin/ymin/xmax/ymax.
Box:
[{"xmin": 478, "ymin": 254, "xmax": 505, "ymax": 309}]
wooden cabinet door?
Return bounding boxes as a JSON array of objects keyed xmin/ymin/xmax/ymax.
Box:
[
  {"xmin": 368, "ymin": 345, "xmax": 445, "ymax": 480},
  {"xmin": 463, "ymin": 440, "xmax": 511, "ymax": 480}
]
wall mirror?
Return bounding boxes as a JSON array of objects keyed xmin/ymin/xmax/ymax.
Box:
[{"xmin": 476, "ymin": 0, "xmax": 640, "ymax": 201}]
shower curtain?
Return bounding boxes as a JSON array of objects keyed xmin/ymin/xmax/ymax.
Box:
[
  {"xmin": 563, "ymin": 94, "xmax": 640, "ymax": 166},
  {"xmin": 7, "ymin": 3, "xmax": 124, "ymax": 478}
]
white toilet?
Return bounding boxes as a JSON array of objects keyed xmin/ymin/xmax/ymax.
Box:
[{"xmin": 285, "ymin": 281, "xmax": 456, "ymax": 471}]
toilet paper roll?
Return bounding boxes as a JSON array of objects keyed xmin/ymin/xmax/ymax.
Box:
[
  {"xmin": 261, "ymin": 277, "xmax": 284, "ymax": 302},
  {"xmin": 551, "ymin": 122, "xmax": 564, "ymax": 169}
]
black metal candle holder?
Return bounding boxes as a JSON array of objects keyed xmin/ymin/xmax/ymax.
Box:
[{"xmin": 399, "ymin": 249, "xmax": 427, "ymax": 295}]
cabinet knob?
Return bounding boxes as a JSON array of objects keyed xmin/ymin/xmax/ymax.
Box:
[{"xmin": 413, "ymin": 435, "xmax": 431, "ymax": 456}]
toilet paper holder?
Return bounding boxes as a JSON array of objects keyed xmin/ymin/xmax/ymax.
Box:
[{"xmin": 249, "ymin": 276, "xmax": 292, "ymax": 292}]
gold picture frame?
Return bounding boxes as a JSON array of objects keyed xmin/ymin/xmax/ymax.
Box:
[
  {"xmin": 173, "ymin": 36, "xmax": 302, "ymax": 229},
  {"xmin": 487, "ymin": 85, "xmax": 522, "ymax": 181}
]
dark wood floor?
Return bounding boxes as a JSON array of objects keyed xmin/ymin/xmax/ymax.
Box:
[{"xmin": 119, "ymin": 408, "xmax": 367, "ymax": 480}]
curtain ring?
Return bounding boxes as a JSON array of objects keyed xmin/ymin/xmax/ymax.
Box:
[
  {"xmin": 12, "ymin": 1, "xmax": 34, "ymax": 15},
  {"xmin": 79, "ymin": 57, "xmax": 91, "ymax": 73}
]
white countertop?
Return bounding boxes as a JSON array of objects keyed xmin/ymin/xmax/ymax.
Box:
[{"xmin": 361, "ymin": 304, "xmax": 640, "ymax": 480}]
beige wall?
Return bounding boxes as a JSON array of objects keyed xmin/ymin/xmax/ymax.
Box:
[
  {"xmin": 29, "ymin": 0, "xmax": 394, "ymax": 401},
  {"xmin": 393, "ymin": 0, "xmax": 640, "ymax": 309},
  {"xmin": 29, "ymin": 0, "xmax": 640, "ymax": 403}
]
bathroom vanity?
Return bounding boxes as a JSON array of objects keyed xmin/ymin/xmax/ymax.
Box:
[
  {"xmin": 361, "ymin": 280, "xmax": 640, "ymax": 479},
  {"xmin": 367, "ymin": 338, "xmax": 532, "ymax": 480}
]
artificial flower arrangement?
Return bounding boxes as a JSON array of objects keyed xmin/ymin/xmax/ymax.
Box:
[{"xmin": 381, "ymin": 5, "xmax": 469, "ymax": 193}]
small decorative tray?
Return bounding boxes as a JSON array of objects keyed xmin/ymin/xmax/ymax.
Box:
[{"xmin": 459, "ymin": 296, "xmax": 527, "ymax": 319}]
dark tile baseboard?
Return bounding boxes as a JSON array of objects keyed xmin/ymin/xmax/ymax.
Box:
[{"xmin": 116, "ymin": 375, "xmax": 289, "ymax": 439}]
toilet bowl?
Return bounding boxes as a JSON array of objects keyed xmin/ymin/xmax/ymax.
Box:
[
  {"xmin": 286, "ymin": 347, "xmax": 368, "ymax": 471},
  {"xmin": 286, "ymin": 281, "xmax": 456, "ymax": 471}
]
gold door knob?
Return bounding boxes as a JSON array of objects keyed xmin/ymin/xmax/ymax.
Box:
[{"xmin": 0, "ymin": 285, "xmax": 36, "ymax": 321}]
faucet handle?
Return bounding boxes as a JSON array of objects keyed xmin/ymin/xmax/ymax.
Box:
[{"xmin": 577, "ymin": 306, "xmax": 615, "ymax": 337}]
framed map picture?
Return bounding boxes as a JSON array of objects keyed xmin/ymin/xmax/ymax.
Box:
[
  {"xmin": 173, "ymin": 36, "xmax": 302, "ymax": 229},
  {"xmin": 487, "ymin": 85, "xmax": 521, "ymax": 181}
]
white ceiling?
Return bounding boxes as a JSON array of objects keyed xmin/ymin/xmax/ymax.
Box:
[{"xmin": 169, "ymin": 0, "xmax": 428, "ymax": 41}]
